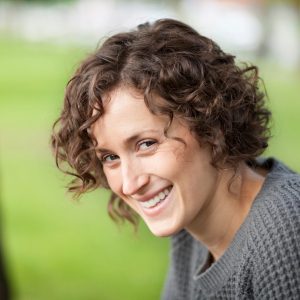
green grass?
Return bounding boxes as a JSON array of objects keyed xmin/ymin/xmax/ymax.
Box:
[
  {"xmin": 0, "ymin": 37, "xmax": 300, "ymax": 300},
  {"xmin": 259, "ymin": 63, "xmax": 300, "ymax": 167}
]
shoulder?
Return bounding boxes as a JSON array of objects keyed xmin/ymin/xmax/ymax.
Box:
[
  {"xmin": 247, "ymin": 158, "xmax": 300, "ymax": 298},
  {"xmin": 249, "ymin": 158, "xmax": 300, "ymax": 253},
  {"xmin": 253, "ymin": 157, "xmax": 300, "ymax": 221}
]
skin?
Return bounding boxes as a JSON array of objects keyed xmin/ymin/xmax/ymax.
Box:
[{"xmin": 91, "ymin": 86, "xmax": 266, "ymax": 261}]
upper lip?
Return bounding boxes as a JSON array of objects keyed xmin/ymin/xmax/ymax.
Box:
[{"xmin": 132, "ymin": 185, "xmax": 172, "ymax": 202}]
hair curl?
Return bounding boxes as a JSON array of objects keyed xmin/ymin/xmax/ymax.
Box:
[{"xmin": 51, "ymin": 18, "xmax": 271, "ymax": 227}]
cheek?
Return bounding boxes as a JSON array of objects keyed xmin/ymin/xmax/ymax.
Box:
[
  {"xmin": 149, "ymin": 141, "xmax": 188, "ymax": 173},
  {"xmin": 143, "ymin": 151, "xmax": 181, "ymax": 179},
  {"xmin": 104, "ymin": 169, "xmax": 122, "ymax": 195}
]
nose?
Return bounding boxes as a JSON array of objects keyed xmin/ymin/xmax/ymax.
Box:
[{"xmin": 121, "ymin": 159, "xmax": 149, "ymax": 196}]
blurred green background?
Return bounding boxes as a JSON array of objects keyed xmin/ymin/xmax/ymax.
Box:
[
  {"xmin": 0, "ymin": 1, "xmax": 300, "ymax": 300},
  {"xmin": 0, "ymin": 37, "xmax": 170, "ymax": 300}
]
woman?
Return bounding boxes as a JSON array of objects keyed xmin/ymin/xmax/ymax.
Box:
[{"xmin": 51, "ymin": 19, "xmax": 300, "ymax": 299}]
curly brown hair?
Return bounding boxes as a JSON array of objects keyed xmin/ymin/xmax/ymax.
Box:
[{"xmin": 51, "ymin": 18, "xmax": 271, "ymax": 227}]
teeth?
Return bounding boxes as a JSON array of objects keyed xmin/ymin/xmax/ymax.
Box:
[
  {"xmin": 140, "ymin": 187, "xmax": 172, "ymax": 209},
  {"xmin": 159, "ymin": 192, "xmax": 165, "ymax": 200}
]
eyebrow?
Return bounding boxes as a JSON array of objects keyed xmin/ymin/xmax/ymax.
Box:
[{"xmin": 95, "ymin": 129, "xmax": 161, "ymax": 153}]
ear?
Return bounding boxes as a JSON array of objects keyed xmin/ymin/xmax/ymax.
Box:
[
  {"xmin": 210, "ymin": 128, "xmax": 227, "ymax": 167},
  {"xmin": 214, "ymin": 128, "xmax": 225, "ymax": 145}
]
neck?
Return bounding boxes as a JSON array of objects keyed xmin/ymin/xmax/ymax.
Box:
[{"xmin": 185, "ymin": 162, "xmax": 266, "ymax": 261}]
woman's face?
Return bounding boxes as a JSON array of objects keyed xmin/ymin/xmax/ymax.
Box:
[{"xmin": 92, "ymin": 86, "xmax": 220, "ymax": 237}]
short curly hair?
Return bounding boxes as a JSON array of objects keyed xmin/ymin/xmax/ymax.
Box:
[{"xmin": 51, "ymin": 18, "xmax": 271, "ymax": 227}]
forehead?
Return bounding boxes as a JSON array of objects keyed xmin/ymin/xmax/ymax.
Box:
[
  {"xmin": 102, "ymin": 87, "xmax": 148, "ymax": 118},
  {"xmin": 91, "ymin": 86, "xmax": 168, "ymax": 146}
]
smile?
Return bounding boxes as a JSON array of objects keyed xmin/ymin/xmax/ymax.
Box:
[{"xmin": 140, "ymin": 186, "xmax": 172, "ymax": 209}]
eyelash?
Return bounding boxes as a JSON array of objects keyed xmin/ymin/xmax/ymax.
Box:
[
  {"xmin": 137, "ymin": 140, "xmax": 157, "ymax": 151},
  {"xmin": 101, "ymin": 154, "xmax": 119, "ymax": 163},
  {"xmin": 100, "ymin": 139, "xmax": 157, "ymax": 163}
]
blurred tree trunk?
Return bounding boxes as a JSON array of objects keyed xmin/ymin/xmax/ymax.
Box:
[
  {"xmin": 256, "ymin": 0, "xmax": 271, "ymax": 58},
  {"xmin": 292, "ymin": 0, "xmax": 300, "ymax": 15}
]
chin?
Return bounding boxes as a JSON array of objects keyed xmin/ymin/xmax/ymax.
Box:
[{"xmin": 146, "ymin": 220, "xmax": 183, "ymax": 237}]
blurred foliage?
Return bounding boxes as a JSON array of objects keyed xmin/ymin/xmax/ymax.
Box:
[
  {"xmin": 0, "ymin": 36, "xmax": 299, "ymax": 300},
  {"xmin": 266, "ymin": 0, "xmax": 300, "ymax": 12},
  {"xmin": 3, "ymin": 0, "xmax": 300, "ymax": 5},
  {"xmin": 267, "ymin": 0, "xmax": 300, "ymax": 5}
]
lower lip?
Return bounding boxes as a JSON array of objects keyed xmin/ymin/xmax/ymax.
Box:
[{"xmin": 139, "ymin": 186, "xmax": 173, "ymax": 218}]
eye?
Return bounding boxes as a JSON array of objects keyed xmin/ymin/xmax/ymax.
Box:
[
  {"xmin": 138, "ymin": 140, "xmax": 157, "ymax": 151},
  {"xmin": 101, "ymin": 154, "xmax": 119, "ymax": 163}
]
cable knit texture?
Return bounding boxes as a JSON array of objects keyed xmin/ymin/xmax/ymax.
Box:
[{"xmin": 162, "ymin": 158, "xmax": 300, "ymax": 299}]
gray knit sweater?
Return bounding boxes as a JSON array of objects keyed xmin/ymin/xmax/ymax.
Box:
[{"xmin": 162, "ymin": 158, "xmax": 300, "ymax": 299}]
